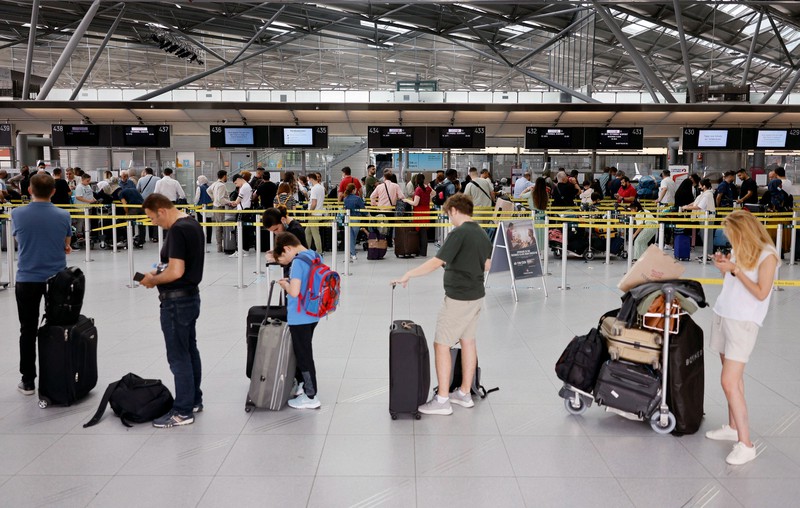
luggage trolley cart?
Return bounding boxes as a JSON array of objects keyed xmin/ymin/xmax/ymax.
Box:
[{"xmin": 559, "ymin": 284, "xmax": 685, "ymax": 435}]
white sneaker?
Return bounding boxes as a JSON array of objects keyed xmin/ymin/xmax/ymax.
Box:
[
  {"xmin": 228, "ymin": 251, "xmax": 249, "ymax": 257},
  {"xmin": 418, "ymin": 397, "xmax": 453, "ymax": 416},
  {"xmin": 350, "ymin": 255, "xmax": 357, "ymax": 262},
  {"xmin": 288, "ymin": 393, "xmax": 321, "ymax": 409},
  {"xmin": 726, "ymin": 442, "xmax": 756, "ymax": 465},
  {"xmin": 705, "ymin": 424, "xmax": 739, "ymax": 441},
  {"xmin": 292, "ymin": 382, "xmax": 304, "ymax": 397},
  {"xmin": 449, "ymin": 389, "xmax": 474, "ymax": 408}
]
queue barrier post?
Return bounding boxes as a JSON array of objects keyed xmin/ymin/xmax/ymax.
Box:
[
  {"xmin": 157, "ymin": 226, "xmax": 164, "ymax": 255},
  {"xmin": 605, "ymin": 210, "xmax": 611, "ymax": 265},
  {"xmin": 627, "ymin": 216, "xmax": 634, "ymax": 272},
  {"xmin": 6, "ymin": 215, "xmax": 15, "ymax": 287},
  {"xmin": 775, "ymin": 223, "xmax": 784, "ymax": 291},
  {"xmin": 791, "ymin": 211, "xmax": 797, "ymax": 266},
  {"xmin": 203, "ymin": 205, "xmax": 210, "ymax": 254},
  {"xmin": 255, "ymin": 219, "xmax": 262, "ymax": 275},
  {"xmin": 658, "ymin": 223, "xmax": 665, "ymax": 250},
  {"xmin": 543, "ymin": 215, "xmax": 550, "ymax": 275},
  {"xmin": 126, "ymin": 221, "xmax": 137, "ymax": 288},
  {"xmin": 236, "ymin": 221, "xmax": 245, "ymax": 289},
  {"xmin": 331, "ymin": 220, "xmax": 338, "ymax": 271},
  {"xmin": 344, "ymin": 211, "xmax": 351, "ymax": 276},
  {"xmin": 702, "ymin": 213, "xmax": 710, "ymax": 265},
  {"xmin": 84, "ymin": 216, "xmax": 92, "ymax": 263},
  {"xmin": 559, "ymin": 221, "xmax": 569, "ymax": 290},
  {"xmin": 111, "ymin": 204, "xmax": 118, "ymax": 253}
]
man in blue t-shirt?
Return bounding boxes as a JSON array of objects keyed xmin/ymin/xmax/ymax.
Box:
[
  {"xmin": 273, "ymin": 232, "xmax": 322, "ymax": 409},
  {"xmin": 11, "ymin": 174, "xmax": 72, "ymax": 395}
]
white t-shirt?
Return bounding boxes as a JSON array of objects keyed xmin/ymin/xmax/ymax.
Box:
[
  {"xmin": 75, "ymin": 183, "xmax": 95, "ymax": 206},
  {"xmin": 781, "ymin": 178, "xmax": 799, "ymax": 196},
  {"xmin": 691, "ymin": 189, "xmax": 716, "ymax": 213},
  {"xmin": 659, "ymin": 178, "xmax": 676, "ymax": 204},
  {"xmin": 714, "ymin": 246, "xmax": 778, "ymax": 326},
  {"xmin": 236, "ymin": 182, "xmax": 252, "ymax": 209},
  {"xmin": 513, "ymin": 178, "xmax": 533, "ymax": 199},
  {"xmin": 579, "ymin": 188, "xmax": 593, "ymax": 204},
  {"xmin": 308, "ymin": 183, "xmax": 325, "ymax": 210},
  {"xmin": 154, "ymin": 176, "xmax": 186, "ymax": 202}
]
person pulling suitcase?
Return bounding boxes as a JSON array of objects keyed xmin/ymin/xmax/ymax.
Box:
[{"xmin": 391, "ymin": 194, "xmax": 492, "ymax": 416}]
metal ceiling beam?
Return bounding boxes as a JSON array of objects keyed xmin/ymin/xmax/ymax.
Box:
[
  {"xmin": 593, "ymin": 1, "xmax": 677, "ymax": 103},
  {"xmin": 21, "ymin": 0, "xmax": 40, "ymax": 100},
  {"xmin": 69, "ymin": 4, "xmax": 126, "ymax": 100},
  {"xmin": 758, "ymin": 67, "xmax": 792, "ymax": 103},
  {"xmin": 765, "ymin": 9, "xmax": 794, "ymax": 69},
  {"xmin": 777, "ymin": 69, "xmax": 800, "ymax": 104},
  {"xmin": 232, "ymin": 5, "xmax": 286, "ymax": 64},
  {"xmin": 741, "ymin": 9, "xmax": 764, "ymax": 87},
  {"xmin": 513, "ymin": 12, "xmax": 593, "ymax": 68},
  {"xmin": 37, "ymin": 0, "xmax": 102, "ymax": 100},
  {"xmin": 672, "ymin": 0, "xmax": 695, "ymax": 102},
  {"xmin": 135, "ymin": 16, "xmax": 349, "ymax": 101}
]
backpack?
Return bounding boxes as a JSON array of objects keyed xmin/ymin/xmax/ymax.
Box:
[
  {"xmin": 83, "ymin": 373, "xmax": 174, "ymax": 428},
  {"xmin": 637, "ymin": 177, "xmax": 658, "ymax": 200},
  {"xmin": 555, "ymin": 328, "xmax": 609, "ymax": 392},
  {"xmin": 294, "ymin": 251, "xmax": 341, "ymax": 318},
  {"xmin": 435, "ymin": 348, "xmax": 499, "ymax": 399},
  {"xmin": 44, "ymin": 266, "xmax": 85, "ymax": 325},
  {"xmin": 431, "ymin": 182, "xmax": 449, "ymax": 206}
]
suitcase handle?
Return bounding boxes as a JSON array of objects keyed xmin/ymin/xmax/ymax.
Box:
[{"xmin": 390, "ymin": 283, "xmax": 396, "ymax": 327}]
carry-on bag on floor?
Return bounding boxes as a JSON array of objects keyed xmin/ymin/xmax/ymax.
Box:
[
  {"xmin": 599, "ymin": 314, "xmax": 662, "ymax": 369},
  {"xmin": 593, "ymin": 360, "xmax": 661, "ymax": 419},
  {"xmin": 666, "ymin": 315, "xmax": 705, "ymax": 435},
  {"xmin": 394, "ymin": 228, "xmax": 420, "ymax": 258},
  {"xmin": 555, "ymin": 327, "xmax": 609, "ymax": 393},
  {"xmin": 674, "ymin": 234, "xmax": 691, "ymax": 261},
  {"xmin": 37, "ymin": 315, "xmax": 98, "ymax": 408},
  {"xmin": 367, "ymin": 231, "xmax": 388, "ymax": 260},
  {"xmin": 246, "ymin": 279, "xmax": 287, "ymax": 378},
  {"xmin": 436, "ymin": 347, "xmax": 499, "ymax": 399},
  {"xmin": 223, "ymin": 225, "xmax": 237, "ymax": 254},
  {"xmin": 389, "ymin": 284, "xmax": 430, "ymax": 419},
  {"xmin": 246, "ymin": 282, "xmax": 296, "ymax": 412}
]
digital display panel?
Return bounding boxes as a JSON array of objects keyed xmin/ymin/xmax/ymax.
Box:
[
  {"xmin": 51, "ymin": 124, "xmax": 106, "ymax": 147},
  {"xmin": 525, "ymin": 127, "xmax": 582, "ymax": 149},
  {"xmin": 282, "ymin": 127, "xmax": 314, "ymax": 146},
  {"xmin": 118, "ymin": 125, "xmax": 171, "ymax": 147},
  {"xmin": 756, "ymin": 130, "xmax": 788, "ymax": 149},
  {"xmin": 224, "ymin": 127, "xmax": 254, "ymax": 146},
  {"xmin": 437, "ymin": 126, "xmax": 486, "ymax": 149},
  {"xmin": 590, "ymin": 128, "xmax": 644, "ymax": 149},
  {"xmin": 367, "ymin": 126, "xmax": 425, "ymax": 149},
  {"xmin": 698, "ymin": 130, "xmax": 729, "ymax": 148},
  {"xmin": 0, "ymin": 124, "xmax": 11, "ymax": 146},
  {"xmin": 209, "ymin": 126, "xmax": 267, "ymax": 148},
  {"xmin": 682, "ymin": 127, "xmax": 742, "ymax": 150}
]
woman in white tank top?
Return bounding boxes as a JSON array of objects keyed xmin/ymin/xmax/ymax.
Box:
[{"xmin": 705, "ymin": 210, "xmax": 778, "ymax": 466}]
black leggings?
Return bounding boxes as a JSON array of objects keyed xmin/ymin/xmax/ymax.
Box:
[{"xmin": 290, "ymin": 322, "xmax": 318, "ymax": 398}]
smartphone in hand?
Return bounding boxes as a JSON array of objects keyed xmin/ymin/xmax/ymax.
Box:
[{"xmin": 133, "ymin": 272, "xmax": 145, "ymax": 282}]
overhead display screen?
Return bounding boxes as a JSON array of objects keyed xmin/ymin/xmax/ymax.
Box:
[
  {"xmin": 682, "ymin": 127, "xmax": 742, "ymax": 150},
  {"xmin": 225, "ymin": 127, "xmax": 255, "ymax": 146},
  {"xmin": 283, "ymin": 127, "xmax": 313, "ymax": 146},
  {"xmin": 525, "ymin": 127, "xmax": 583, "ymax": 149},
  {"xmin": 756, "ymin": 130, "xmax": 787, "ymax": 148},
  {"xmin": 588, "ymin": 127, "xmax": 643, "ymax": 150},
  {"xmin": 210, "ymin": 126, "xmax": 266, "ymax": 148},
  {"xmin": 270, "ymin": 126, "xmax": 328, "ymax": 149},
  {"xmin": 367, "ymin": 126, "xmax": 426, "ymax": 149},
  {"xmin": 436, "ymin": 126, "xmax": 486, "ymax": 149},
  {"xmin": 0, "ymin": 124, "xmax": 11, "ymax": 147},
  {"xmin": 111, "ymin": 125, "xmax": 171, "ymax": 147},
  {"xmin": 51, "ymin": 124, "xmax": 108, "ymax": 147}
]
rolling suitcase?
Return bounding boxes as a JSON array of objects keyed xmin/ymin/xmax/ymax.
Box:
[
  {"xmin": 389, "ymin": 285, "xmax": 430, "ymax": 419},
  {"xmin": 674, "ymin": 234, "xmax": 691, "ymax": 261},
  {"xmin": 367, "ymin": 231, "xmax": 387, "ymax": 260},
  {"xmin": 246, "ymin": 283, "xmax": 296, "ymax": 412},
  {"xmin": 599, "ymin": 314, "xmax": 662, "ymax": 369},
  {"xmin": 394, "ymin": 228, "xmax": 419, "ymax": 258},
  {"xmin": 223, "ymin": 225, "xmax": 237, "ymax": 254},
  {"xmin": 666, "ymin": 314, "xmax": 705, "ymax": 435},
  {"xmin": 594, "ymin": 360, "xmax": 661, "ymax": 419},
  {"xmin": 246, "ymin": 280, "xmax": 287, "ymax": 378},
  {"xmin": 37, "ymin": 315, "xmax": 98, "ymax": 408}
]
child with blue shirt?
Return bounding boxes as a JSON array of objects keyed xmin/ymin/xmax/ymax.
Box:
[{"xmin": 274, "ymin": 232, "xmax": 322, "ymax": 409}]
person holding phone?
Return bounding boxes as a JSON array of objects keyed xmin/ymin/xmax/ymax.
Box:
[{"xmin": 139, "ymin": 193, "xmax": 206, "ymax": 428}]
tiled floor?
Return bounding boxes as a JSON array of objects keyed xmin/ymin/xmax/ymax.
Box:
[{"xmin": 1, "ymin": 240, "xmax": 800, "ymax": 507}]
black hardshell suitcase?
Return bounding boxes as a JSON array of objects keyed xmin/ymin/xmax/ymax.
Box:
[
  {"xmin": 593, "ymin": 360, "xmax": 661, "ymax": 419},
  {"xmin": 394, "ymin": 228, "xmax": 420, "ymax": 258},
  {"xmin": 388, "ymin": 285, "xmax": 430, "ymax": 419},
  {"xmin": 37, "ymin": 315, "xmax": 98, "ymax": 408},
  {"xmin": 246, "ymin": 281, "xmax": 287, "ymax": 378}
]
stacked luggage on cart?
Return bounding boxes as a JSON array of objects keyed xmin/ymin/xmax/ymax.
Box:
[
  {"xmin": 549, "ymin": 223, "xmax": 593, "ymax": 260},
  {"xmin": 555, "ymin": 279, "xmax": 707, "ymax": 435}
]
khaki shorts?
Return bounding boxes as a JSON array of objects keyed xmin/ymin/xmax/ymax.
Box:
[
  {"xmin": 709, "ymin": 313, "xmax": 759, "ymax": 363},
  {"xmin": 435, "ymin": 296, "xmax": 484, "ymax": 346}
]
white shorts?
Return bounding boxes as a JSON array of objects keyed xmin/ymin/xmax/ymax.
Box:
[
  {"xmin": 435, "ymin": 296, "xmax": 483, "ymax": 347},
  {"xmin": 709, "ymin": 313, "xmax": 759, "ymax": 363}
]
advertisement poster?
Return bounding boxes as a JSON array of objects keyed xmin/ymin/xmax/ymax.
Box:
[{"xmin": 503, "ymin": 221, "xmax": 543, "ymax": 280}]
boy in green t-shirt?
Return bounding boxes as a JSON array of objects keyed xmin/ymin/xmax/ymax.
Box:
[{"xmin": 391, "ymin": 194, "xmax": 492, "ymax": 415}]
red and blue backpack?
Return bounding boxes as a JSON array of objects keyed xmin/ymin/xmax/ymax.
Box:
[{"xmin": 294, "ymin": 251, "xmax": 341, "ymax": 318}]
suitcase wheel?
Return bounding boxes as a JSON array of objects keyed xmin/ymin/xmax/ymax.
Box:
[
  {"xmin": 649, "ymin": 411, "xmax": 676, "ymax": 434},
  {"xmin": 245, "ymin": 399, "xmax": 254, "ymax": 413},
  {"xmin": 583, "ymin": 250, "xmax": 594, "ymax": 261},
  {"xmin": 563, "ymin": 395, "xmax": 588, "ymax": 416},
  {"xmin": 415, "ymin": 412, "xmax": 422, "ymax": 420},
  {"xmin": 38, "ymin": 397, "xmax": 49, "ymax": 409},
  {"xmin": 390, "ymin": 412, "xmax": 397, "ymax": 420}
]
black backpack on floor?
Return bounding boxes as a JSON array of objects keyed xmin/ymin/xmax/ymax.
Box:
[
  {"xmin": 83, "ymin": 373, "xmax": 174, "ymax": 428},
  {"xmin": 441, "ymin": 348, "xmax": 499, "ymax": 399},
  {"xmin": 555, "ymin": 328, "xmax": 609, "ymax": 392},
  {"xmin": 44, "ymin": 266, "xmax": 85, "ymax": 325}
]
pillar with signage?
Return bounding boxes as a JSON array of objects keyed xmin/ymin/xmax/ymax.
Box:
[{"xmin": 486, "ymin": 220, "xmax": 547, "ymax": 302}]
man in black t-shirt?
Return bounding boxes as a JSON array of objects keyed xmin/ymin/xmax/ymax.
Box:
[
  {"xmin": 50, "ymin": 168, "xmax": 72, "ymax": 205},
  {"xmin": 255, "ymin": 171, "xmax": 278, "ymax": 211},
  {"xmin": 736, "ymin": 169, "xmax": 758, "ymax": 205},
  {"xmin": 140, "ymin": 193, "xmax": 205, "ymax": 428},
  {"xmin": 551, "ymin": 171, "xmax": 580, "ymax": 207}
]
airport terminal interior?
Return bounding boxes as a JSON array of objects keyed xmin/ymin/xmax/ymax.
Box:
[{"xmin": 4, "ymin": 1, "xmax": 800, "ymax": 506}]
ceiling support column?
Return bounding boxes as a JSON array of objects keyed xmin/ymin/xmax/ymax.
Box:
[
  {"xmin": 21, "ymin": 0, "xmax": 40, "ymax": 100},
  {"xmin": 70, "ymin": 4, "xmax": 126, "ymax": 100}
]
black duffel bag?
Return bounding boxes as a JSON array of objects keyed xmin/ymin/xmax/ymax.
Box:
[{"xmin": 83, "ymin": 373, "xmax": 174, "ymax": 428}]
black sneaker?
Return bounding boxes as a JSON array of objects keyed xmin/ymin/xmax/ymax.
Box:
[
  {"xmin": 17, "ymin": 381, "xmax": 35, "ymax": 396},
  {"xmin": 152, "ymin": 410, "xmax": 194, "ymax": 428},
  {"xmin": 193, "ymin": 403, "xmax": 204, "ymax": 413}
]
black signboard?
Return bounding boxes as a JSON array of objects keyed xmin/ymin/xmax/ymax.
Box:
[
  {"xmin": 51, "ymin": 124, "xmax": 109, "ymax": 147},
  {"xmin": 0, "ymin": 124, "xmax": 11, "ymax": 146},
  {"xmin": 209, "ymin": 126, "xmax": 268, "ymax": 148},
  {"xmin": 368, "ymin": 126, "xmax": 417, "ymax": 148},
  {"xmin": 525, "ymin": 127, "xmax": 583, "ymax": 149},
  {"xmin": 437, "ymin": 126, "xmax": 486, "ymax": 149},
  {"xmin": 682, "ymin": 127, "xmax": 742, "ymax": 150},
  {"xmin": 741, "ymin": 128, "xmax": 800, "ymax": 150}
]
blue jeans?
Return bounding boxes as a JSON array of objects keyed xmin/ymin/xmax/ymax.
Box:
[
  {"xmin": 350, "ymin": 226, "xmax": 359, "ymax": 256},
  {"xmin": 159, "ymin": 294, "xmax": 202, "ymax": 415}
]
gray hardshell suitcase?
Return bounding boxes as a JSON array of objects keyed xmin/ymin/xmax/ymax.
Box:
[
  {"xmin": 245, "ymin": 294, "xmax": 296, "ymax": 411},
  {"xmin": 223, "ymin": 225, "xmax": 237, "ymax": 253}
]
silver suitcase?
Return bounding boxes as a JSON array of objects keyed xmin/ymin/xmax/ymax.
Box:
[{"xmin": 245, "ymin": 316, "xmax": 296, "ymax": 411}]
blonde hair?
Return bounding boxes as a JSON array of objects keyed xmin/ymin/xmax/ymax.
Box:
[{"xmin": 723, "ymin": 210, "xmax": 773, "ymax": 271}]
